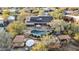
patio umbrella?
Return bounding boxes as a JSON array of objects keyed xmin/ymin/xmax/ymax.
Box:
[{"xmin": 26, "ymin": 39, "xmax": 35, "ymax": 47}]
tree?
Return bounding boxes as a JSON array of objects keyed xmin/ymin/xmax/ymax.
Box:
[
  {"xmin": 38, "ymin": 9, "xmax": 44, "ymax": 16},
  {"xmin": 49, "ymin": 8, "xmax": 64, "ymax": 19},
  {"xmin": 32, "ymin": 8, "xmax": 39, "ymax": 16},
  {"xmin": 41, "ymin": 35, "xmax": 60, "ymax": 46},
  {"xmin": 68, "ymin": 7, "xmax": 79, "ymax": 11},
  {"xmin": 48, "ymin": 20, "xmax": 70, "ymax": 33},
  {"xmin": 0, "ymin": 31, "xmax": 12, "ymax": 50},
  {"xmin": 41, "ymin": 35, "xmax": 53, "ymax": 46},
  {"xmin": 74, "ymin": 33, "xmax": 79, "ymax": 41},
  {"xmin": 70, "ymin": 23, "xmax": 79, "ymax": 33},
  {"xmin": 31, "ymin": 41, "xmax": 47, "ymax": 51},
  {"xmin": 17, "ymin": 8, "xmax": 29, "ymax": 22},
  {"xmin": 7, "ymin": 21, "xmax": 26, "ymax": 37}
]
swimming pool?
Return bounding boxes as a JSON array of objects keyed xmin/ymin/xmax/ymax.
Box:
[{"xmin": 31, "ymin": 30, "xmax": 47, "ymax": 37}]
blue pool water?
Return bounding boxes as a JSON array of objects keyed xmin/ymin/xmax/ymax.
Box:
[{"xmin": 31, "ymin": 30, "xmax": 47, "ymax": 37}]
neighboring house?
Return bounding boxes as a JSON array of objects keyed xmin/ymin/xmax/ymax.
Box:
[
  {"xmin": 64, "ymin": 10, "xmax": 79, "ymax": 15},
  {"xmin": 25, "ymin": 16, "xmax": 53, "ymax": 25},
  {"xmin": 12, "ymin": 35, "xmax": 27, "ymax": 48},
  {"xmin": 63, "ymin": 15, "xmax": 79, "ymax": 23},
  {"xmin": 64, "ymin": 10, "xmax": 74, "ymax": 15}
]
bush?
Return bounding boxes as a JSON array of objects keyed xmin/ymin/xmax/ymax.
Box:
[
  {"xmin": 31, "ymin": 41, "xmax": 47, "ymax": 51},
  {"xmin": 0, "ymin": 31, "xmax": 12, "ymax": 49},
  {"xmin": 7, "ymin": 21, "xmax": 26, "ymax": 38},
  {"xmin": 74, "ymin": 33, "xmax": 79, "ymax": 41},
  {"xmin": 49, "ymin": 8, "xmax": 64, "ymax": 19}
]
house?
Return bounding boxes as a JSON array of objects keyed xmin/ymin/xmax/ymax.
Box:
[
  {"xmin": 12, "ymin": 35, "xmax": 26, "ymax": 48},
  {"xmin": 63, "ymin": 15, "xmax": 79, "ymax": 23},
  {"xmin": 64, "ymin": 10, "xmax": 74, "ymax": 15},
  {"xmin": 64, "ymin": 10, "xmax": 79, "ymax": 15},
  {"xmin": 25, "ymin": 16, "xmax": 53, "ymax": 25}
]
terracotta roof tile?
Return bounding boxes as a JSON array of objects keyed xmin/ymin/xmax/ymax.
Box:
[{"xmin": 13, "ymin": 35, "xmax": 26, "ymax": 42}]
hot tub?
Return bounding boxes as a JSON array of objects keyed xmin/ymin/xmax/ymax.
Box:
[{"xmin": 31, "ymin": 30, "xmax": 47, "ymax": 37}]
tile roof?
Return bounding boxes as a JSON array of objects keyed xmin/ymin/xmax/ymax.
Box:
[{"xmin": 13, "ymin": 35, "xmax": 26, "ymax": 43}]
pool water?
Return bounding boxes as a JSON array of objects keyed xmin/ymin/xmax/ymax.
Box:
[{"xmin": 31, "ymin": 30, "xmax": 47, "ymax": 37}]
